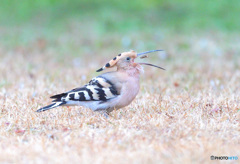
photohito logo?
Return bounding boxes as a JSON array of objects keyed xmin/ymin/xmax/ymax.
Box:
[{"xmin": 211, "ymin": 156, "xmax": 238, "ymax": 160}]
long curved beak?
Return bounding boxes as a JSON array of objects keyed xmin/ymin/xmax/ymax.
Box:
[
  {"xmin": 137, "ymin": 50, "xmax": 164, "ymax": 57},
  {"xmin": 139, "ymin": 63, "xmax": 165, "ymax": 70},
  {"xmin": 137, "ymin": 50, "xmax": 165, "ymax": 70}
]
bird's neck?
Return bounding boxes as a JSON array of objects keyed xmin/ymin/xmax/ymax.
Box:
[{"xmin": 117, "ymin": 65, "xmax": 143, "ymax": 77}]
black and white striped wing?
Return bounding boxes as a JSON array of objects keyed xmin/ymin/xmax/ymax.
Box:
[{"xmin": 50, "ymin": 76, "xmax": 119, "ymax": 102}]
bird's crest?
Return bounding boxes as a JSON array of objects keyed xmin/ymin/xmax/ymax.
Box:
[
  {"xmin": 96, "ymin": 50, "xmax": 137, "ymax": 72},
  {"xmin": 96, "ymin": 49, "xmax": 165, "ymax": 72}
]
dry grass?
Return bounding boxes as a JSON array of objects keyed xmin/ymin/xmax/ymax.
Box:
[{"xmin": 0, "ymin": 32, "xmax": 240, "ymax": 164}]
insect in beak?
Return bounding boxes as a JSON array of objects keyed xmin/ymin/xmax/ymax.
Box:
[
  {"xmin": 140, "ymin": 54, "xmax": 148, "ymax": 59},
  {"xmin": 136, "ymin": 50, "xmax": 165, "ymax": 70}
]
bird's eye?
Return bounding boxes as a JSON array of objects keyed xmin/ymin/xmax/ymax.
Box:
[{"xmin": 126, "ymin": 57, "xmax": 131, "ymax": 61}]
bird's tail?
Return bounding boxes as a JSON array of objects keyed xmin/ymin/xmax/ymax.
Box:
[{"xmin": 36, "ymin": 102, "xmax": 66, "ymax": 112}]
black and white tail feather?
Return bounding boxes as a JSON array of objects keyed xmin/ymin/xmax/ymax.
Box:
[{"xmin": 36, "ymin": 76, "xmax": 119, "ymax": 112}]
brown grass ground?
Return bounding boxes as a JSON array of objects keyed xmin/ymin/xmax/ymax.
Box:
[{"xmin": 0, "ymin": 31, "xmax": 239, "ymax": 164}]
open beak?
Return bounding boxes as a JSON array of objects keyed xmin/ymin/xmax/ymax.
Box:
[
  {"xmin": 137, "ymin": 50, "xmax": 165, "ymax": 70},
  {"xmin": 139, "ymin": 63, "xmax": 165, "ymax": 70}
]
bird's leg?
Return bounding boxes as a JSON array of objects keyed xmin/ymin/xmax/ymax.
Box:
[{"xmin": 98, "ymin": 110, "xmax": 110, "ymax": 119}]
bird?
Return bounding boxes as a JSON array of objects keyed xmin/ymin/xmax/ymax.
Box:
[{"xmin": 36, "ymin": 50, "xmax": 165, "ymax": 115}]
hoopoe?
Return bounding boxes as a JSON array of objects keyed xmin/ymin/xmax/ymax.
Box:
[{"xmin": 37, "ymin": 50, "xmax": 165, "ymax": 114}]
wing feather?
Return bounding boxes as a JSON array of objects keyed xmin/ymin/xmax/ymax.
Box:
[{"xmin": 50, "ymin": 76, "xmax": 119, "ymax": 102}]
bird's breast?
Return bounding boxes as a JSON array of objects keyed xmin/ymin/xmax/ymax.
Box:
[{"xmin": 116, "ymin": 76, "xmax": 140, "ymax": 108}]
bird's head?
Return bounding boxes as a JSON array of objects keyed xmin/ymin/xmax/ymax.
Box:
[{"xmin": 96, "ymin": 50, "xmax": 165, "ymax": 72}]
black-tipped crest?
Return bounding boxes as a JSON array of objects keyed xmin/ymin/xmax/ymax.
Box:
[
  {"xmin": 96, "ymin": 68, "xmax": 104, "ymax": 72},
  {"xmin": 105, "ymin": 63, "xmax": 110, "ymax": 67}
]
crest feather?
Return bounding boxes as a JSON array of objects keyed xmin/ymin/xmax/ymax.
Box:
[{"xmin": 96, "ymin": 50, "xmax": 137, "ymax": 72}]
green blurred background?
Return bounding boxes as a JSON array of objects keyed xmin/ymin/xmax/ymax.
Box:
[
  {"xmin": 0, "ymin": 0, "xmax": 239, "ymax": 52},
  {"xmin": 1, "ymin": 0, "xmax": 240, "ymax": 31}
]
